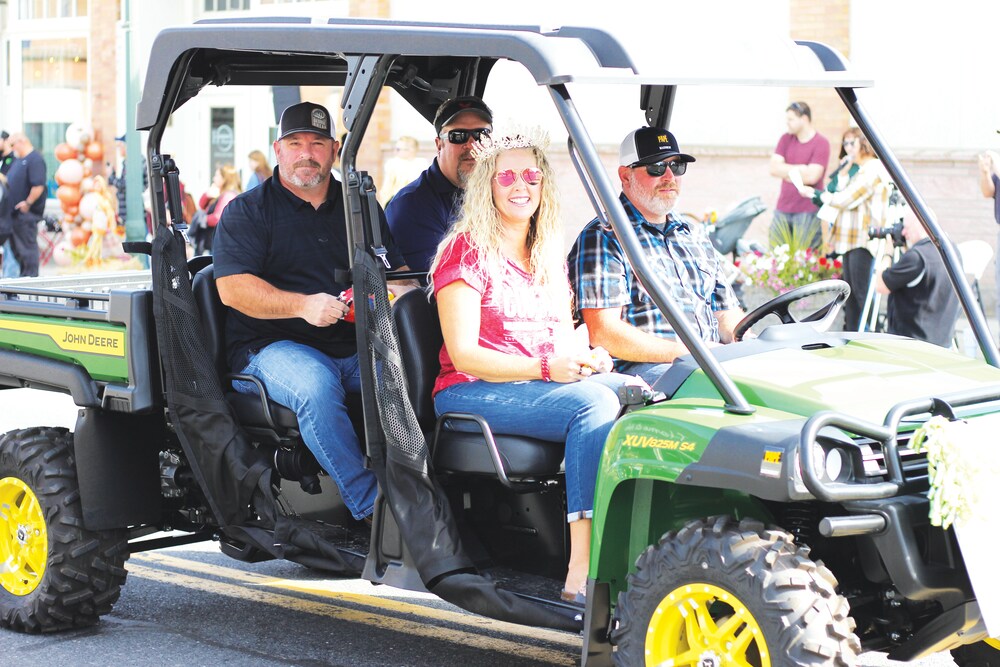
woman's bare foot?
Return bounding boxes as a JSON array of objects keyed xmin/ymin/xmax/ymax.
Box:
[{"xmin": 564, "ymin": 518, "xmax": 592, "ymax": 600}]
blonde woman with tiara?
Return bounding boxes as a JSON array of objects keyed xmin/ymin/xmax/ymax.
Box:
[{"xmin": 428, "ymin": 127, "xmax": 640, "ymax": 604}]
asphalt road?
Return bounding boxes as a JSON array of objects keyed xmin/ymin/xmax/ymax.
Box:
[{"xmin": 0, "ymin": 389, "xmax": 961, "ymax": 665}]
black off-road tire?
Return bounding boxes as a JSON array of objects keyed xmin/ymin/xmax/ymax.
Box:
[
  {"xmin": 0, "ymin": 427, "xmax": 129, "ymax": 633},
  {"xmin": 611, "ymin": 515, "xmax": 860, "ymax": 666},
  {"xmin": 953, "ymin": 640, "xmax": 1000, "ymax": 666}
]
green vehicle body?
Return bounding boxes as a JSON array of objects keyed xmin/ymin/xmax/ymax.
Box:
[
  {"xmin": 591, "ymin": 339, "xmax": 1000, "ymax": 602},
  {"xmin": 0, "ymin": 313, "xmax": 129, "ymax": 382}
]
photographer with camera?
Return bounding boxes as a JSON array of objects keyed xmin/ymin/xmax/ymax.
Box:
[
  {"xmin": 874, "ymin": 214, "xmax": 959, "ymax": 348},
  {"xmin": 797, "ymin": 128, "xmax": 891, "ymax": 330}
]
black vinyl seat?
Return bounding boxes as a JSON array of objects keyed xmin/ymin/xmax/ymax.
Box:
[
  {"xmin": 191, "ymin": 264, "xmax": 302, "ymax": 433},
  {"xmin": 392, "ymin": 290, "xmax": 566, "ymax": 480}
]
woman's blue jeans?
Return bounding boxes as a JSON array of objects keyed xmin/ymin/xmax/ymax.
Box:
[
  {"xmin": 233, "ymin": 340, "xmax": 376, "ymax": 520},
  {"xmin": 434, "ymin": 373, "xmax": 631, "ymax": 521}
]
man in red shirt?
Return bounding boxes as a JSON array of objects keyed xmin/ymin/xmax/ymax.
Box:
[{"xmin": 768, "ymin": 101, "xmax": 830, "ymax": 250}]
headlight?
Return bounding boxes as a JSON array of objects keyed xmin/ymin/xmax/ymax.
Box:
[
  {"xmin": 825, "ymin": 447, "xmax": 845, "ymax": 481},
  {"xmin": 811, "ymin": 442, "xmax": 849, "ymax": 482}
]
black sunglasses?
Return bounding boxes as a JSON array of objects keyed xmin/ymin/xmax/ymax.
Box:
[
  {"xmin": 632, "ymin": 160, "xmax": 687, "ymax": 177},
  {"xmin": 444, "ymin": 128, "xmax": 491, "ymax": 144}
]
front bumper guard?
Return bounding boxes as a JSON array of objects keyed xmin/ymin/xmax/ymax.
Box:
[{"xmin": 799, "ymin": 385, "xmax": 1000, "ymax": 659}]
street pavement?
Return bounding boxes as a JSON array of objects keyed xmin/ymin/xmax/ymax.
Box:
[{"xmin": 0, "ymin": 388, "xmax": 962, "ymax": 665}]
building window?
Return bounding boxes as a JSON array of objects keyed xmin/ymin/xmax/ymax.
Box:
[
  {"xmin": 17, "ymin": 0, "xmax": 88, "ymax": 19},
  {"xmin": 204, "ymin": 0, "xmax": 250, "ymax": 10},
  {"xmin": 210, "ymin": 108, "xmax": 236, "ymax": 175},
  {"xmin": 21, "ymin": 38, "xmax": 87, "ymax": 198},
  {"xmin": 25, "ymin": 122, "xmax": 71, "ymax": 199},
  {"xmin": 22, "ymin": 38, "xmax": 87, "ymax": 92}
]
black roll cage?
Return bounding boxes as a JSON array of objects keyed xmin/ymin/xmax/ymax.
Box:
[{"xmin": 137, "ymin": 18, "xmax": 997, "ymax": 421}]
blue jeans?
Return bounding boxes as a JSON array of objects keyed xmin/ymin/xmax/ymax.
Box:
[
  {"xmin": 769, "ymin": 210, "xmax": 821, "ymax": 250},
  {"xmin": 1, "ymin": 240, "xmax": 20, "ymax": 278},
  {"xmin": 233, "ymin": 340, "xmax": 376, "ymax": 519},
  {"xmin": 618, "ymin": 361, "xmax": 672, "ymax": 387},
  {"xmin": 434, "ymin": 373, "xmax": 631, "ymax": 521}
]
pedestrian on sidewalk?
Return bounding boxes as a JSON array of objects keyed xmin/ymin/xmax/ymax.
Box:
[{"xmin": 768, "ymin": 101, "xmax": 831, "ymax": 250}]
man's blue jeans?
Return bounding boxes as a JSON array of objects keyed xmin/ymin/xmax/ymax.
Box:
[
  {"xmin": 1, "ymin": 240, "xmax": 20, "ymax": 278},
  {"xmin": 434, "ymin": 373, "xmax": 631, "ymax": 521},
  {"xmin": 618, "ymin": 361, "xmax": 673, "ymax": 387},
  {"xmin": 233, "ymin": 340, "xmax": 376, "ymax": 520}
]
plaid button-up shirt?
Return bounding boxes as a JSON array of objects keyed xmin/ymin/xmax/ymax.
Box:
[
  {"xmin": 825, "ymin": 159, "xmax": 891, "ymax": 255},
  {"xmin": 569, "ymin": 193, "xmax": 739, "ymax": 366}
]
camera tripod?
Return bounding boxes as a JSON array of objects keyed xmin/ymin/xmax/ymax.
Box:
[
  {"xmin": 858, "ymin": 234, "xmax": 903, "ymax": 332},
  {"xmin": 857, "ymin": 184, "xmax": 907, "ymax": 332}
]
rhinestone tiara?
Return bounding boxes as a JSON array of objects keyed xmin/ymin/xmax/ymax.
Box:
[{"xmin": 470, "ymin": 123, "xmax": 551, "ymax": 161}]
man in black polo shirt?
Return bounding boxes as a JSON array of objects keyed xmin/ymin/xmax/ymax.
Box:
[
  {"xmin": 875, "ymin": 215, "xmax": 959, "ymax": 347},
  {"xmin": 213, "ymin": 102, "xmax": 412, "ymax": 522},
  {"xmin": 385, "ymin": 96, "xmax": 492, "ymax": 273},
  {"xmin": 5, "ymin": 132, "xmax": 46, "ymax": 277}
]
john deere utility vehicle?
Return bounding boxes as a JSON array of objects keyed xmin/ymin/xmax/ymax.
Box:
[{"xmin": 2, "ymin": 16, "xmax": 1000, "ymax": 667}]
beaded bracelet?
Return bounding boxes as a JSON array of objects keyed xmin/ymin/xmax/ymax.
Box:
[{"xmin": 540, "ymin": 356, "xmax": 552, "ymax": 382}]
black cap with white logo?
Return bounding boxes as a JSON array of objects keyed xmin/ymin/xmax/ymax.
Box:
[
  {"xmin": 278, "ymin": 102, "xmax": 334, "ymax": 140},
  {"xmin": 619, "ymin": 127, "xmax": 695, "ymax": 167}
]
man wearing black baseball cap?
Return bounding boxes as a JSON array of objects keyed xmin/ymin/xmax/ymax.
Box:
[
  {"xmin": 213, "ymin": 101, "xmax": 413, "ymax": 524},
  {"xmin": 568, "ymin": 126, "xmax": 743, "ymax": 384},
  {"xmin": 386, "ymin": 95, "xmax": 493, "ymax": 273}
]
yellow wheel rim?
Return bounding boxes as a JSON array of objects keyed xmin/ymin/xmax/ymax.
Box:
[
  {"xmin": 0, "ymin": 476, "xmax": 48, "ymax": 596},
  {"xmin": 645, "ymin": 582, "xmax": 771, "ymax": 667}
]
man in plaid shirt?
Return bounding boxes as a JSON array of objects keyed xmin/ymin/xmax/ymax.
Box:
[{"xmin": 568, "ymin": 127, "xmax": 743, "ymax": 385}]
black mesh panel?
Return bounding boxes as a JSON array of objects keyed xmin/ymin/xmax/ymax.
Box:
[
  {"xmin": 151, "ymin": 224, "xmax": 270, "ymax": 527},
  {"xmin": 352, "ymin": 250, "xmax": 581, "ymax": 633},
  {"xmin": 363, "ymin": 268, "xmax": 428, "ymax": 468}
]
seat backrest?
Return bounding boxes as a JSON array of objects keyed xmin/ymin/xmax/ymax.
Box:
[
  {"xmin": 190, "ymin": 264, "xmax": 228, "ymax": 378},
  {"xmin": 392, "ymin": 289, "xmax": 443, "ymax": 431}
]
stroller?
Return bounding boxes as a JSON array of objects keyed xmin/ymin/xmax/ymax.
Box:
[
  {"xmin": 707, "ymin": 196, "xmax": 767, "ymax": 260},
  {"xmin": 691, "ymin": 196, "xmax": 767, "ymax": 304}
]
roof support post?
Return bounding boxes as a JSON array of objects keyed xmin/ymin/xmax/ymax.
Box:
[{"xmin": 340, "ymin": 54, "xmax": 394, "ymax": 266}]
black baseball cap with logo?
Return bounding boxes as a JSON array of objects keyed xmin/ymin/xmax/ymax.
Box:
[
  {"xmin": 619, "ymin": 127, "xmax": 696, "ymax": 167},
  {"xmin": 278, "ymin": 102, "xmax": 334, "ymax": 140},
  {"xmin": 433, "ymin": 96, "xmax": 493, "ymax": 134}
]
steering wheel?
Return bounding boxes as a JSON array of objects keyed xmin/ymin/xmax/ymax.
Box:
[{"xmin": 734, "ymin": 279, "xmax": 851, "ymax": 341}]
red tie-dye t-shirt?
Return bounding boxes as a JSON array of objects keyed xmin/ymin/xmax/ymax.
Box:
[{"xmin": 431, "ymin": 233, "xmax": 566, "ymax": 395}]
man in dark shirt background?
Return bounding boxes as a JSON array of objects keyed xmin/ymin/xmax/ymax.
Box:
[
  {"xmin": 0, "ymin": 131, "xmax": 14, "ymax": 175},
  {"xmin": 875, "ymin": 215, "xmax": 959, "ymax": 347},
  {"xmin": 385, "ymin": 96, "xmax": 492, "ymax": 273},
  {"xmin": 5, "ymin": 133, "xmax": 46, "ymax": 277}
]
